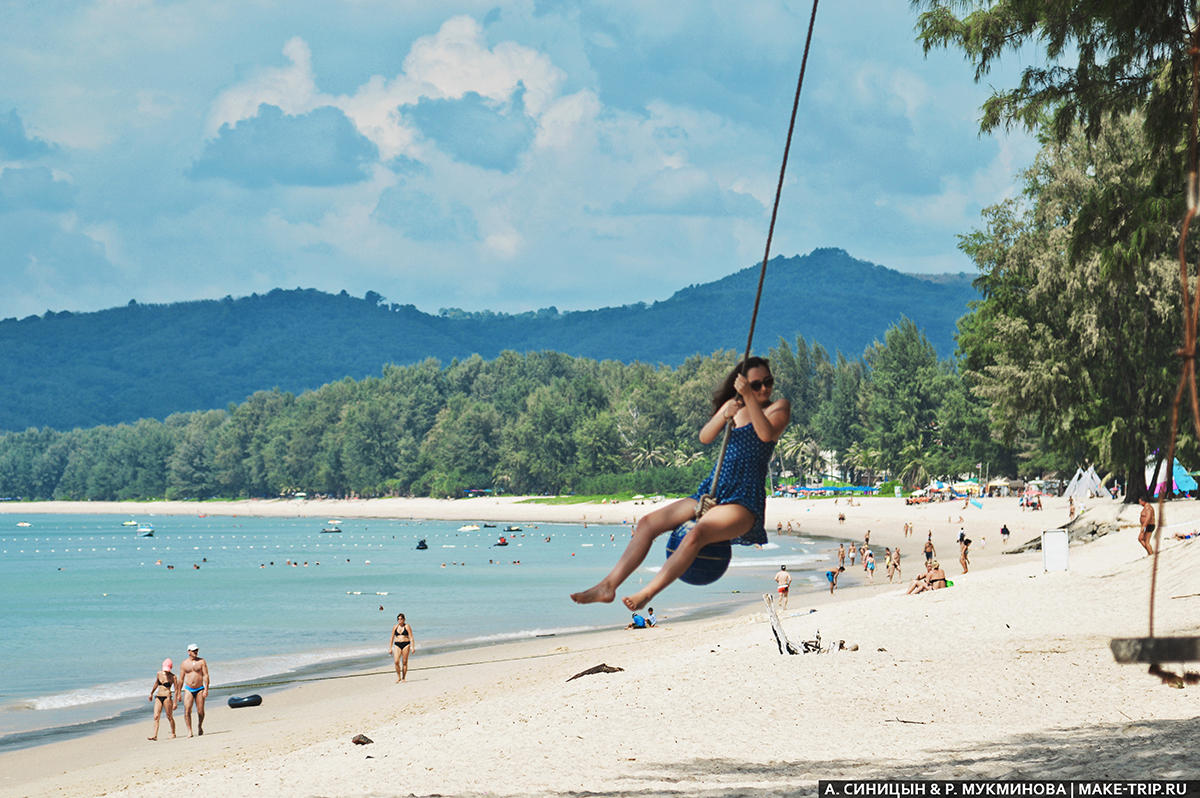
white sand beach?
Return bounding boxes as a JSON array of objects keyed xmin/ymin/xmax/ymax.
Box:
[{"xmin": 1, "ymin": 495, "xmax": 1197, "ymax": 796}]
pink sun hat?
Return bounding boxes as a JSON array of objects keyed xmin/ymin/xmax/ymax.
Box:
[{"xmin": 162, "ymin": 658, "xmax": 173, "ymax": 671}]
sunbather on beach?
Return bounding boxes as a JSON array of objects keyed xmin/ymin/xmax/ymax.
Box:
[
  {"xmin": 907, "ymin": 561, "xmax": 947, "ymax": 595},
  {"xmin": 571, "ymin": 358, "xmax": 790, "ymax": 611}
]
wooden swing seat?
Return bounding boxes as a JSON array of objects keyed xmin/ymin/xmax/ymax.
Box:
[{"xmin": 1109, "ymin": 636, "xmax": 1200, "ymax": 663}]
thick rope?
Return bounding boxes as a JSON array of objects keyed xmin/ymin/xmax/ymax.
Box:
[{"xmin": 701, "ymin": 0, "xmax": 820, "ymax": 515}]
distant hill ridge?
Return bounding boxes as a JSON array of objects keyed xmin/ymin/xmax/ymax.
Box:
[{"xmin": 0, "ymin": 248, "xmax": 977, "ymax": 431}]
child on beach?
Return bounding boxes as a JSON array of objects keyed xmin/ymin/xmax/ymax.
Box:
[{"xmin": 571, "ymin": 357, "xmax": 790, "ymax": 611}]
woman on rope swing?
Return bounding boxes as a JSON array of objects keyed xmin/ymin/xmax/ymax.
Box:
[{"xmin": 571, "ymin": 356, "xmax": 790, "ymax": 610}]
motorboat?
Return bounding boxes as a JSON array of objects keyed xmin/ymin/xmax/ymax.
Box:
[
  {"xmin": 495, "ymin": 536, "xmax": 509, "ymax": 547},
  {"xmin": 122, "ymin": 520, "xmax": 138, "ymax": 527},
  {"xmin": 321, "ymin": 526, "xmax": 342, "ymax": 534},
  {"xmin": 504, "ymin": 525, "xmax": 522, "ymax": 532},
  {"xmin": 138, "ymin": 524, "xmax": 154, "ymax": 536},
  {"xmin": 416, "ymin": 539, "xmax": 428, "ymax": 550},
  {"xmin": 16, "ymin": 521, "xmax": 31, "ymax": 527},
  {"xmin": 458, "ymin": 524, "xmax": 480, "ymax": 532},
  {"xmin": 482, "ymin": 523, "xmax": 497, "ymax": 528}
]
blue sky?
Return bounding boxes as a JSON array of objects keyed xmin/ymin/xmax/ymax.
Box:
[{"xmin": 0, "ymin": 0, "xmax": 1038, "ymax": 320}]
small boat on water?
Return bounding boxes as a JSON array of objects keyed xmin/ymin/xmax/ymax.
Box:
[
  {"xmin": 458, "ymin": 524, "xmax": 480, "ymax": 532},
  {"xmin": 495, "ymin": 536, "xmax": 509, "ymax": 547},
  {"xmin": 321, "ymin": 526, "xmax": 342, "ymax": 534},
  {"xmin": 138, "ymin": 524, "xmax": 154, "ymax": 537},
  {"xmin": 482, "ymin": 523, "xmax": 497, "ymax": 528},
  {"xmin": 416, "ymin": 539, "xmax": 428, "ymax": 550},
  {"xmin": 16, "ymin": 521, "xmax": 31, "ymax": 527},
  {"xmin": 122, "ymin": 520, "xmax": 138, "ymax": 527},
  {"xmin": 504, "ymin": 525, "xmax": 522, "ymax": 532},
  {"xmin": 327, "ymin": 519, "xmax": 343, "ymax": 525}
]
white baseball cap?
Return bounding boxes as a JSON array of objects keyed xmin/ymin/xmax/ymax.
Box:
[{"xmin": 187, "ymin": 643, "xmax": 199, "ymax": 651}]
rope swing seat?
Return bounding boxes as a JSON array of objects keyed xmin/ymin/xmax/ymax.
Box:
[{"xmin": 665, "ymin": 0, "xmax": 820, "ymax": 586}]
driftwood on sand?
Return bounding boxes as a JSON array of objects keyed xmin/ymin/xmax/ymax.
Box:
[{"xmin": 567, "ymin": 663, "xmax": 624, "ymax": 681}]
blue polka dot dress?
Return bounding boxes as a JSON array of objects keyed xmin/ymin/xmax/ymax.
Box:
[{"xmin": 690, "ymin": 423, "xmax": 776, "ymax": 545}]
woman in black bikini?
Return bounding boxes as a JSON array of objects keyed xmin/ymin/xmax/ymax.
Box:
[
  {"xmin": 390, "ymin": 613, "xmax": 414, "ymax": 682},
  {"xmin": 147, "ymin": 658, "xmax": 176, "ymax": 740}
]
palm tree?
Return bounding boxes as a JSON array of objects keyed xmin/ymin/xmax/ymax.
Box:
[
  {"xmin": 671, "ymin": 449, "xmax": 703, "ymax": 468},
  {"xmin": 898, "ymin": 443, "xmax": 929, "ymax": 489},
  {"xmin": 801, "ymin": 439, "xmax": 826, "ymax": 485},
  {"xmin": 630, "ymin": 441, "xmax": 670, "ymax": 470},
  {"xmin": 775, "ymin": 428, "xmax": 807, "ymax": 476}
]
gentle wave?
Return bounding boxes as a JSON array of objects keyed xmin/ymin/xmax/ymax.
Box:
[{"xmin": 17, "ymin": 646, "xmax": 382, "ymax": 712}]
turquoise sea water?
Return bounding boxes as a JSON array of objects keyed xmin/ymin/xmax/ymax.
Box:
[{"xmin": 0, "ymin": 513, "xmax": 840, "ymax": 749}]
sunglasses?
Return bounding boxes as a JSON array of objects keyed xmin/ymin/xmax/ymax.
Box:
[{"xmin": 747, "ymin": 376, "xmax": 775, "ymax": 391}]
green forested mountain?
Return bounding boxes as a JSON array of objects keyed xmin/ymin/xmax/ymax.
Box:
[{"xmin": 0, "ymin": 248, "xmax": 976, "ymax": 431}]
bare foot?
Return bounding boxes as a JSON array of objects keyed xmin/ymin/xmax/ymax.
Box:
[
  {"xmin": 148, "ymin": 736, "xmax": 156, "ymax": 741},
  {"xmin": 622, "ymin": 592, "xmax": 649, "ymax": 612},
  {"xmin": 198, "ymin": 728, "xmax": 203, "ymax": 736},
  {"xmin": 570, "ymin": 583, "xmax": 615, "ymax": 604}
]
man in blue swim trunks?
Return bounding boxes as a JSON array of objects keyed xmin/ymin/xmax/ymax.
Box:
[
  {"xmin": 178, "ymin": 643, "xmax": 210, "ymax": 737},
  {"xmin": 825, "ymin": 566, "xmax": 845, "ymax": 595}
]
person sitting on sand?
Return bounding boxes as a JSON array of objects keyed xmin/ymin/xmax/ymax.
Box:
[
  {"xmin": 147, "ymin": 658, "xmax": 176, "ymax": 741},
  {"xmin": 907, "ymin": 560, "xmax": 948, "ymax": 594},
  {"xmin": 571, "ymin": 358, "xmax": 790, "ymax": 611},
  {"xmin": 626, "ymin": 613, "xmax": 649, "ymax": 629},
  {"xmin": 646, "ymin": 607, "xmax": 656, "ymax": 626}
]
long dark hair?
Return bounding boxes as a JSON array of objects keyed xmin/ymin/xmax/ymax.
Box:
[{"xmin": 711, "ymin": 356, "xmax": 772, "ymax": 414}]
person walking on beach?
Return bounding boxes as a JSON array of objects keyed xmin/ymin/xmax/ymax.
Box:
[
  {"xmin": 848, "ymin": 543, "xmax": 856, "ymax": 566},
  {"xmin": 571, "ymin": 357, "xmax": 790, "ymax": 611},
  {"xmin": 179, "ymin": 644, "xmax": 209, "ymax": 737},
  {"xmin": 959, "ymin": 536, "xmax": 971, "ymax": 574},
  {"xmin": 1001, "ymin": 524, "xmax": 1011, "ymax": 546},
  {"xmin": 890, "ymin": 547, "xmax": 901, "ymax": 581},
  {"xmin": 883, "ymin": 547, "xmax": 893, "ymax": 582},
  {"xmin": 865, "ymin": 549, "xmax": 876, "ymax": 583},
  {"xmin": 391, "ymin": 613, "xmax": 414, "ymax": 682},
  {"xmin": 923, "ymin": 535, "xmax": 936, "ymax": 563},
  {"xmin": 860, "ymin": 543, "xmax": 868, "ymax": 570},
  {"xmin": 837, "ymin": 543, "xmax": 846, "ymax": 568},
  {"xmin": 774, "ymin": 565, "xmax": 791, "ymax": 609},
  {"xmin": 147, "ymin": 658, "xmax": 176, "ymax": 741},
  {"xmin": 825, "ymin": 566, "xmax": 844, "ymax": 594},
  {"xmin": 1138, "ymin": 498, "xmax": 1156, "ymax": 555}
]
